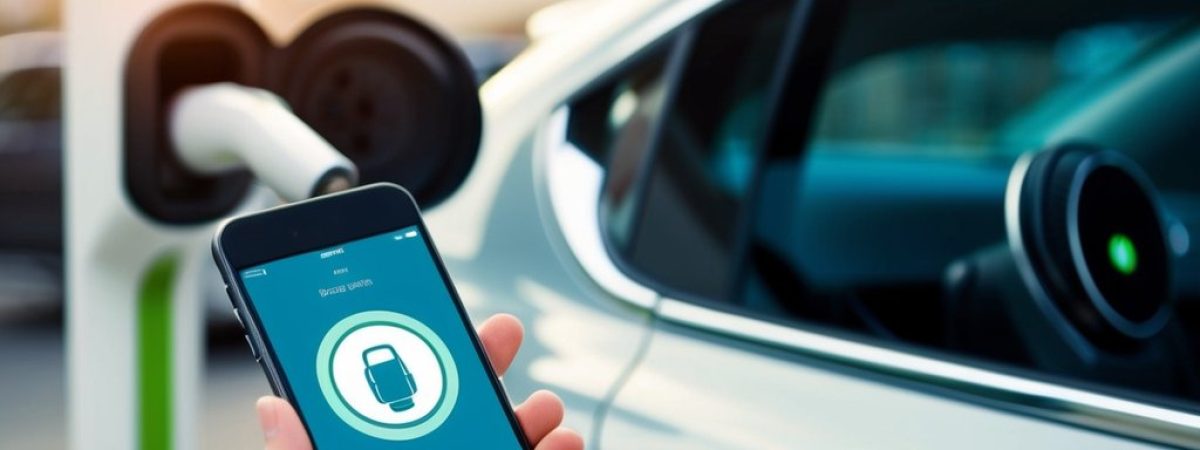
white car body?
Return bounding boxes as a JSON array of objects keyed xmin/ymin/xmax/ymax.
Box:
[{"xmin": 424, "ymin": 0, "xmax": 1198, "ymax": 448}]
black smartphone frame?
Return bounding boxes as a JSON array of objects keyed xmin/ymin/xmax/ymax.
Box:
[{"xmin": 211, "ymin": 183, "xmax": 532, "ymax": 449}]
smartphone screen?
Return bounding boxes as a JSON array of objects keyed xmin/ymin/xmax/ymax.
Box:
[{"xmin": 236, "ymin": 224, "xmax": 525, "ymax": 449}]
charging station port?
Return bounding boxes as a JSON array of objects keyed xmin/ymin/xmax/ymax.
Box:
[
  {"xmin": 124, "ymin": 5, "xmax": 482, "ymax": 223},
  {"xmin": 124, "ymin": 4, "xmax": 269, "ymax": 224}
]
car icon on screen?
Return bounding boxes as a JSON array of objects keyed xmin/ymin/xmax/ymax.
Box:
[{"xmin": 362, "ymin": 344, "xmax": 418, "ymax": 412}]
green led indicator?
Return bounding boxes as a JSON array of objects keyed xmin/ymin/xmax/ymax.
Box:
[{"xmin": 1108, "ymin": 233, "xmax": 1138, "ymax": 276}]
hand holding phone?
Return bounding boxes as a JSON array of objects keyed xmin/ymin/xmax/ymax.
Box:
[
  {"xmin": 212, "ymin": 184, "xmax": 579, "ymax": 449},
  {"xmin": 256, "ymin": 314, "xmax": 583, "ymax": 450}
]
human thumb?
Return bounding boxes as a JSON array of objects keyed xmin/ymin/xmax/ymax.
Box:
[{"xmin": 256, "ymin": 396, "xmax": 313, "ymax": 450}]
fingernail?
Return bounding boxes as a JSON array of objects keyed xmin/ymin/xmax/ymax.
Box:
[{"xmin": 257, "ymin": 397, "xmax": 279, "ymax": 439}]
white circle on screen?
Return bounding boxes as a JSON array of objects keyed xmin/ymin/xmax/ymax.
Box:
[{"xmin": 330, "ymin": 324, "xmax": 446, "ymax": 425}]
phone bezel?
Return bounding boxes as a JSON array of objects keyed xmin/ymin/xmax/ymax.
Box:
[{"xmin": 212, "ymin": 183, "xmax": 532, "ymax": 449}]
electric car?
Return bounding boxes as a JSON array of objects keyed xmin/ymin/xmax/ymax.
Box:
[
  {"xmin": 427, "ymin": 0, "xmax": 1200, "ymax": 448},
  {"xmin": 5, "ymin": 0, "xmax": 1200, "ymax": 448}
]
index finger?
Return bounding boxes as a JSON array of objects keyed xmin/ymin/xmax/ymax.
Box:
[{"xmin": 477, "ymin": 313, "xmax": 524, "ymax": 377}]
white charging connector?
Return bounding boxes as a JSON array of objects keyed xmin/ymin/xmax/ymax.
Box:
[{"xmin": 170, "ymin": 82, "xmax": 357, "ymax": 202}]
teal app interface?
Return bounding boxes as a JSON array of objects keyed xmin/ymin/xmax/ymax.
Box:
[{"xmin": 240, "ymin": 226, "xmax": 524, "ymax": 449}]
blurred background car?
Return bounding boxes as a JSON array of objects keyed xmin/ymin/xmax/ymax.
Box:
[
  {"xmin": 3, "ymin": 0, "xmax": 1200, "ymax": 448},
  {"xmin": 0, "ymin": 4, "xmax": 61, "ymax": 319}
]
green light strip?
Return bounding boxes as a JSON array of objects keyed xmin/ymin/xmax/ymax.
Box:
[{"xmin": 139, "ymin": 255, "xmax": 176, "ymax": 450}]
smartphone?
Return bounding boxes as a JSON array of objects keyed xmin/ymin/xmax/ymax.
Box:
[{"xmin": 212, "ymin": 183, "xmax": 530, "ymax": 449}]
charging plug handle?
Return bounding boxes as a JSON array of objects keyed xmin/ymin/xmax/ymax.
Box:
[{"xmin": 170, "ymin": 83, "xmax": 357, "ymax": 202}]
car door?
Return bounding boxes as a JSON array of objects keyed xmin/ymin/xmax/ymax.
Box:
[{"xmin": 540, "ymin": 0, "xmax": 1200, "ymax": 447}]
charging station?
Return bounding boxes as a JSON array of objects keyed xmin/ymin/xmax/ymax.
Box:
[{"xmin": 63, "ymin": 1, "xmax": 481, "ymax": 448}]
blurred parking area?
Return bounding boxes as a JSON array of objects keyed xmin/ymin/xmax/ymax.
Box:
[
  {"xmin": 0, "ymin": 0, "xmax": 551, "ymax": 448},
  {"xmin": 0, "ymin": 0, "xmax": 64, "ymax": 443}
]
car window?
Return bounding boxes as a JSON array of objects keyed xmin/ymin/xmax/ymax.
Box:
[
  {"xmin": 568, "ymin": 0, "xmax": 1200, "ymax": 418},
  {"xmin": 813, "ymin": 22, "xmax": 1168, "ymax": 157},
  {"xmin": 571, "ymin": 0, "xmax": 797, "ymax": 302},
  {"xmin": 773, "ymin": 1, "xmax": 1198, "ymax": 343},
  {"xmin": 763, "ymin": 0, "xmax": 1200, "ymax": 350}
]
